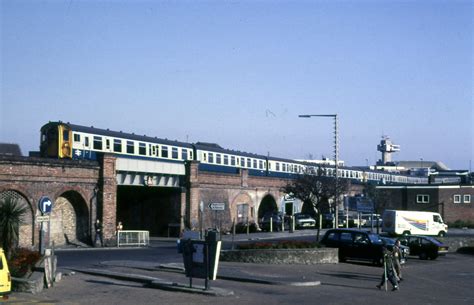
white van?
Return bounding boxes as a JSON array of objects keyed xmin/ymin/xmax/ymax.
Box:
[
  {"xmin": 0, "ymin": 248, "xmax": 11, "ymax": 298},
  {"xmin": 382, "ymin": 210, "xmax": 448, "ymax": 237}
]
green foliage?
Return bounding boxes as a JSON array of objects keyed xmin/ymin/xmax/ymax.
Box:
[
  {"xmin": 448, "ymin": 220, "xmax": 474, "ymax": 229},
  {"xmin": 0, "ymin": 196, "xmax": 28, "ymax": 259},
  {"xmin": 9, "ymin": 248, "xmax": 42, "ymax": 278},
  {"xmin": 238, "ymin": 240, "xmax": 320, "ymax": 250}
]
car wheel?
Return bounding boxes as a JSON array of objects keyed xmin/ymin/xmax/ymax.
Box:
[
  {"xmin": 419, "ymin": 252, "xmax": 428, "ymax": 260},
  {"xmin": 438, "ymin": 231, "xmax": 446, "ymax": 237},
  {"xmin": 402, "ymin": 231, "xmax": 411, "ymax": 236}
]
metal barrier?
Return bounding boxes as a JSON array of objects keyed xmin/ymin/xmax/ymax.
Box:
[{"xmin": 117, "ymin": 230, "xmax": 150, "ymax": 247}]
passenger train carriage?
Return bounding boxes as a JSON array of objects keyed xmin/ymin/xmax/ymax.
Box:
[{"xmin": 40, "ymin": 121, "xmax": 428, "ymax": 185}]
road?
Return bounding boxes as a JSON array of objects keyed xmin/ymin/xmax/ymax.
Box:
[{"xmin": 6, "ymin": 229, "xmax": 474, "ymax": 305}]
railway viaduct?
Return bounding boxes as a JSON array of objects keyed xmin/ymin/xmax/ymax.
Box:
[{"xmin": 0, "ymin": 154, "xmax": 363, "ymax": 248}]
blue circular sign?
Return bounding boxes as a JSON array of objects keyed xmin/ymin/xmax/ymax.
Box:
[{"xmin": 38, "ymin": 196, "xmax": 53, "ymax": 214}]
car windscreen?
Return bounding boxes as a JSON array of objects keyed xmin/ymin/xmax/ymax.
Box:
[{"xmin": 424, "ymin": 236, "xmax": 442, "ymax": 245}]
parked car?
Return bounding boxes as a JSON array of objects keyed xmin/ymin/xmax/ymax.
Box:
[
  {"xmin": 0, "ymin": 248, "xmax": 11, "ymax": 298},
  {"xmin": 320, "ymin": 228, "xmax": 392, "ymax": 265},
  {"xmin": 260, "ymin": 212, "xmax": 284, "ymax": 232},
  {"xmin": 294, "ymin": 213, "xmax": 316, "ymax": 229},
  {"xmin": 380, "ymin": 237, "xmax": 410, "ymax": 264},
  {"xmin": 398, "ymin": 235, "xmax": 449, "ymax": 260}
]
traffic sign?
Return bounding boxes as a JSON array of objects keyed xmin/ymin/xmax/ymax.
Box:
[
  {"xmin": 208, "ymin": 203, "xmax": 225, "ymax": 211},
  {"xmin": 36, "ymin": 215, "xmax": 50, "ymax": 222},
  {"xmin": 38, "ymin": 196, "xmax": 53, "ymax": 214}
]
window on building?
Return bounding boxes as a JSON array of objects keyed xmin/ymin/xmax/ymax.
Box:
[
  {"xmin": 464, "ymin": 195, "xmax": 471, "ymax": 203},
  {"xmin": 139, "ymin": 142, "xmax": 147, "ymax": 155},
  {"xmin": 126, "ymin": 141, "xmax": 134, "ymax": 154},
  {"xmin": 114, "ymin": 139, "xmax": 122, "ymax": 152},
  {"xmin": 416, "ymin": 194, "xmax": 430, "ymax": 203},
  {"xmin": 172, "ymin": 147, "xmax": 178, "ymax": 159},
  {"xmin": 93, "ymin": 136, "xmax": 103, "ymax": 150},
  {"xmin": 74, "ymin": 134, "xmax": 81, "ymax": 142},
  {"xmin": 454, "ymin": 195, "xmax": 461, "ymax": 203},
  {"xmin": 161, "ymin": 146, "xmax": 168, "ymax": 158},
  {"xmin": 237, "ymin": 203, "xmax": 249, "ymax": 223}
]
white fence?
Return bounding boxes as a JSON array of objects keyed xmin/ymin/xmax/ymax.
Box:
[{"xmin": 117, "ymin": 230, "xmax": 150, "ymax": 247}]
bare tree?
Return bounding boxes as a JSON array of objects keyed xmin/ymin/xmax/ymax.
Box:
[
  {"xmin": 283, "ymin": 166, "xmax": 350, "ymax": 240},
  {"xmin": 363, "ymin": 183, "xmax": 390, "ymax": 233}
]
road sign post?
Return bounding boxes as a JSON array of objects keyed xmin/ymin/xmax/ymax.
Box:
[{"xmin": 38, "ymin": 196, "xmax": 53, "ymax": 255}]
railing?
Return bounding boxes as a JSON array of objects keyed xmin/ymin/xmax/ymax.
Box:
[{"xmin": 117, "ymin": 230, "xmax": 150, "ymax": 247}]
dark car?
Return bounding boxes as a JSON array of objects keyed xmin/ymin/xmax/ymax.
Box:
[
  {"xmin": 320, "ymin": 228, "xmax": 399, "ymax": 265},
  {"xmin": 260, "ymin": 212, "xmax": 284, "ymax": 232},
  {"xmin": 398, "ymin": 235, "xmax": 448, "ymax": 260}
]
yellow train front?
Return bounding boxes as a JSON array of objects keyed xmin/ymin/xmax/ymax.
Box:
[{"xmin": 40, "ymin": 121, "xmax": 73, "ymax": 159}]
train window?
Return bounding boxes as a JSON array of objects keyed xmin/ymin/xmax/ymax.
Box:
[
  {"xmin": 74, "ymin": 134, "xmax": 80, "ymax": 142},
  {"xmin": 259, "ymin": 160, "xmax": 263, "ymax": 169},
  {"xmin": 93, "ymin": 136, "xmax": 103, "ymax": 150},
  {"xmin": 231, "ymin": 156, "xmax": 236, "ymax": 166},
  {"xmin": 224, "ymin": 155, "xmax": 229, "ymax": 165},
  {"xmin": 139, "ymin": 143, "xmax": 147, "ymax": 155},
  {"xmin": 276, "ymin": 163, "xmax": 280, "ymax": 171},
  {"xmin": 216, "ymin": 154, "xmax": 222, "ymax": 164},
  {"xmin": 283, "ymin": 164, "xmax": 287, "ymax": 172},
  {"xmin": 155, "ymin": 145, "xmax": 160, "ymax": 157},
  {"xmin": 182, "ymin": 149, "xmax": 188, "ymax": 160},
  {"xmin": 114, "ymin": 140, "xmax": 122, "ymax": 153},
  {"xmin": 63, "ymin": 130, "xmax": 69, "ymax": 141},
  {"xmin": 162, "ymin": 146, "xmax": 168, "ymax": 158},
  {"xmin": 126, "ymin": 141, "xmax": 134, "ymax": 154},
  {"xmin": 106, "ymin": 139, "xmax": 110, "ymax": 150},
  {"xmin": 253, "ymin": 159, "xmax": 257, "ymax": 168},
  {"xmin": 189, "ymin": 150, "xmax": 193, "ymax": 160},
  {"xmin": 172, "ymin": 147, "xmax": 178, "ymax": 159},
  {"xmin": 246, "ymin": 158, "xmax": 251, "ymax": 168},
  {"xmin": 208, "ymin": 153, "xmax": 214, "ymax": 163},
  {"xmin": 84, "ymin": 137, "xmax": 90, "ymax": 147}
]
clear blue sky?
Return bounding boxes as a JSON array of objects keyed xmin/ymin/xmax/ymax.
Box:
[{"xmin": 1, "ymin": 0, "xmax": 472, "ymax": 170}]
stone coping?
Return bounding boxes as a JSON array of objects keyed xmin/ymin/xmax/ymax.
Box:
[{"xmin": 220, "ymin": 248, "xmax": 338, "ymax": 264}]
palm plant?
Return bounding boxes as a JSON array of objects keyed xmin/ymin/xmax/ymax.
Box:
[{"xmin": 0, "ymin": 195, "xmax": 28, "ymax": 259}]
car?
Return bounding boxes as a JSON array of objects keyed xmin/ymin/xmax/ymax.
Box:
[
  {"xmin": 0, "ymin": 248, "xmax": 11, "ymax": 299},
  {"xmin": 380, "ymin": 237, "xmax": 410, "ymax": 264},
  {"xmin": 260, "ymin": 212, "xmax": 284, "ymax": 232},
  {"xmin": 398, "ymin": 235, "xmax": 449, "ymax": 260},
  {"xmin": 320, "ymin": 228, "xmax": 392, "ymax": 265},
  {"xmin": 294, "ymin": 213, "xmax": 316, "ymax": 229}
]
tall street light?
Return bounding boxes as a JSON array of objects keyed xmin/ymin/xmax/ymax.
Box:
[{"xmin": 299, "ymin": 114, "xmax": 339, "ymax": 229}]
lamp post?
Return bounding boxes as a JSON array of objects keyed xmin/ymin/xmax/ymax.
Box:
[{"xmin": 299, "ymin": 114, "xmax": 339, "ymax": 229}]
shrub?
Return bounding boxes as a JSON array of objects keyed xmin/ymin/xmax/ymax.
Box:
[
  {"xmin": 448, "ymin": 220, "xmax": 474, "ymax": 229},
  {"xmin": 9, "ymin": 248, "xmax": 42, "ymax": 278}
]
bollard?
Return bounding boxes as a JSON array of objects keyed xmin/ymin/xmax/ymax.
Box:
[
  {"xmin": 270, "ymin": 217, "xmax": 273, "ymax": 232},
  {"xmin": 289, "ymin": 216, "xmax": 294, "ymax": 233}
]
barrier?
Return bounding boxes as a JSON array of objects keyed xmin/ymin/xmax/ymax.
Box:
[{"xmin": 117, "ymin": 230, "xmax": 150, "ymax": 247}]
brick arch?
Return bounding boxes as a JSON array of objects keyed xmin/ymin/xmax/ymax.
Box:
[
  {"xmin": 230, "ymin": 192, "xmax": 254, "ymax": 223},
  {"xmin": 52, "ymin": 189, "xmax": 91, "ymax": 246},
  {"xmin": 0, "ymin": 188, "xmax": 35, "ymax": 248},
  {"xmin": 258, "ymin": 193, "xmax": 278, "ymax": 219}
]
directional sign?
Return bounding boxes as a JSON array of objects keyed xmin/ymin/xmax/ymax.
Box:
[
  {"xmin": 208, "ymin": 203, "xmax": 225, "ymax": 211},
  {"xmin": 38, "ymin": 196, "xmax": 53, "ymax": 214},
  {"xmin": 36, "ymin": 215, "xmax": 50, "ymax": 222}
]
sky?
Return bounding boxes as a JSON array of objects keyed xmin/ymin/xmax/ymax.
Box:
[{"xmin": 1, "ymin": 0, "xmax": 472, "ymax": 170}]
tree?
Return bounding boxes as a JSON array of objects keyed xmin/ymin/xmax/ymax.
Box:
[
  {"xmin": 0, "ymin": 195, "xmax": 28, "ymax": 259},
  {"xmin": 363, "ymin": 183, "xmax": 390, "ymax": 233},
  {"xmin": 283, "ymin": 166, "xmax": 350, "ymax": 240}
]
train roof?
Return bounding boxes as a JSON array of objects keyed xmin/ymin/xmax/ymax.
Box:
[
  {"xmin": 43, "ymin": 122, "xmax": 194, "ymax": 148},
  {"xmin": 193, "ymin": 142, "xmax": 268, "ymax": 159}
]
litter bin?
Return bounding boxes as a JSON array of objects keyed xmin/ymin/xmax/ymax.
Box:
[{"xmin": 205, "ymin": 229, "xmax": 220, "ymax": 242}]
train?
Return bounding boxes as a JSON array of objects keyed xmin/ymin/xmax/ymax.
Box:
[{"xmin": 40, "ymin": 121, "xmax": 428, "ymax": 185}]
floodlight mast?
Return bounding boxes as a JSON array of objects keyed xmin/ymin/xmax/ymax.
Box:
[{"xmin": 299, "ymin": 114, "xmax": 339, "ymax": 229}]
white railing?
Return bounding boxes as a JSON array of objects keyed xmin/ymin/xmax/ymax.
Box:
[{"xmin": 117, "ymin": 230, "xmax": 150, "ymax": 247}]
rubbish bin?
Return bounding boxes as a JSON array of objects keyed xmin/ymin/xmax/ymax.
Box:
[{"xmin": 205, "ymin": 229, "xmax": 220, "ymax": 242}]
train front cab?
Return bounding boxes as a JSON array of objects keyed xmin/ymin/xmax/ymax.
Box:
[{"xmin": 40, "ymin": 122, "xmax": 73, "ymax": 159}]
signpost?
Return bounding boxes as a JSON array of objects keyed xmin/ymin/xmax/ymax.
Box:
[
  {"xmin": 208, "ymin": 203, "xmax": 225, "ymax": 211},
  {"xmin": 38, "ymin": 196, "xmax": 53, "ymax": 255}
]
